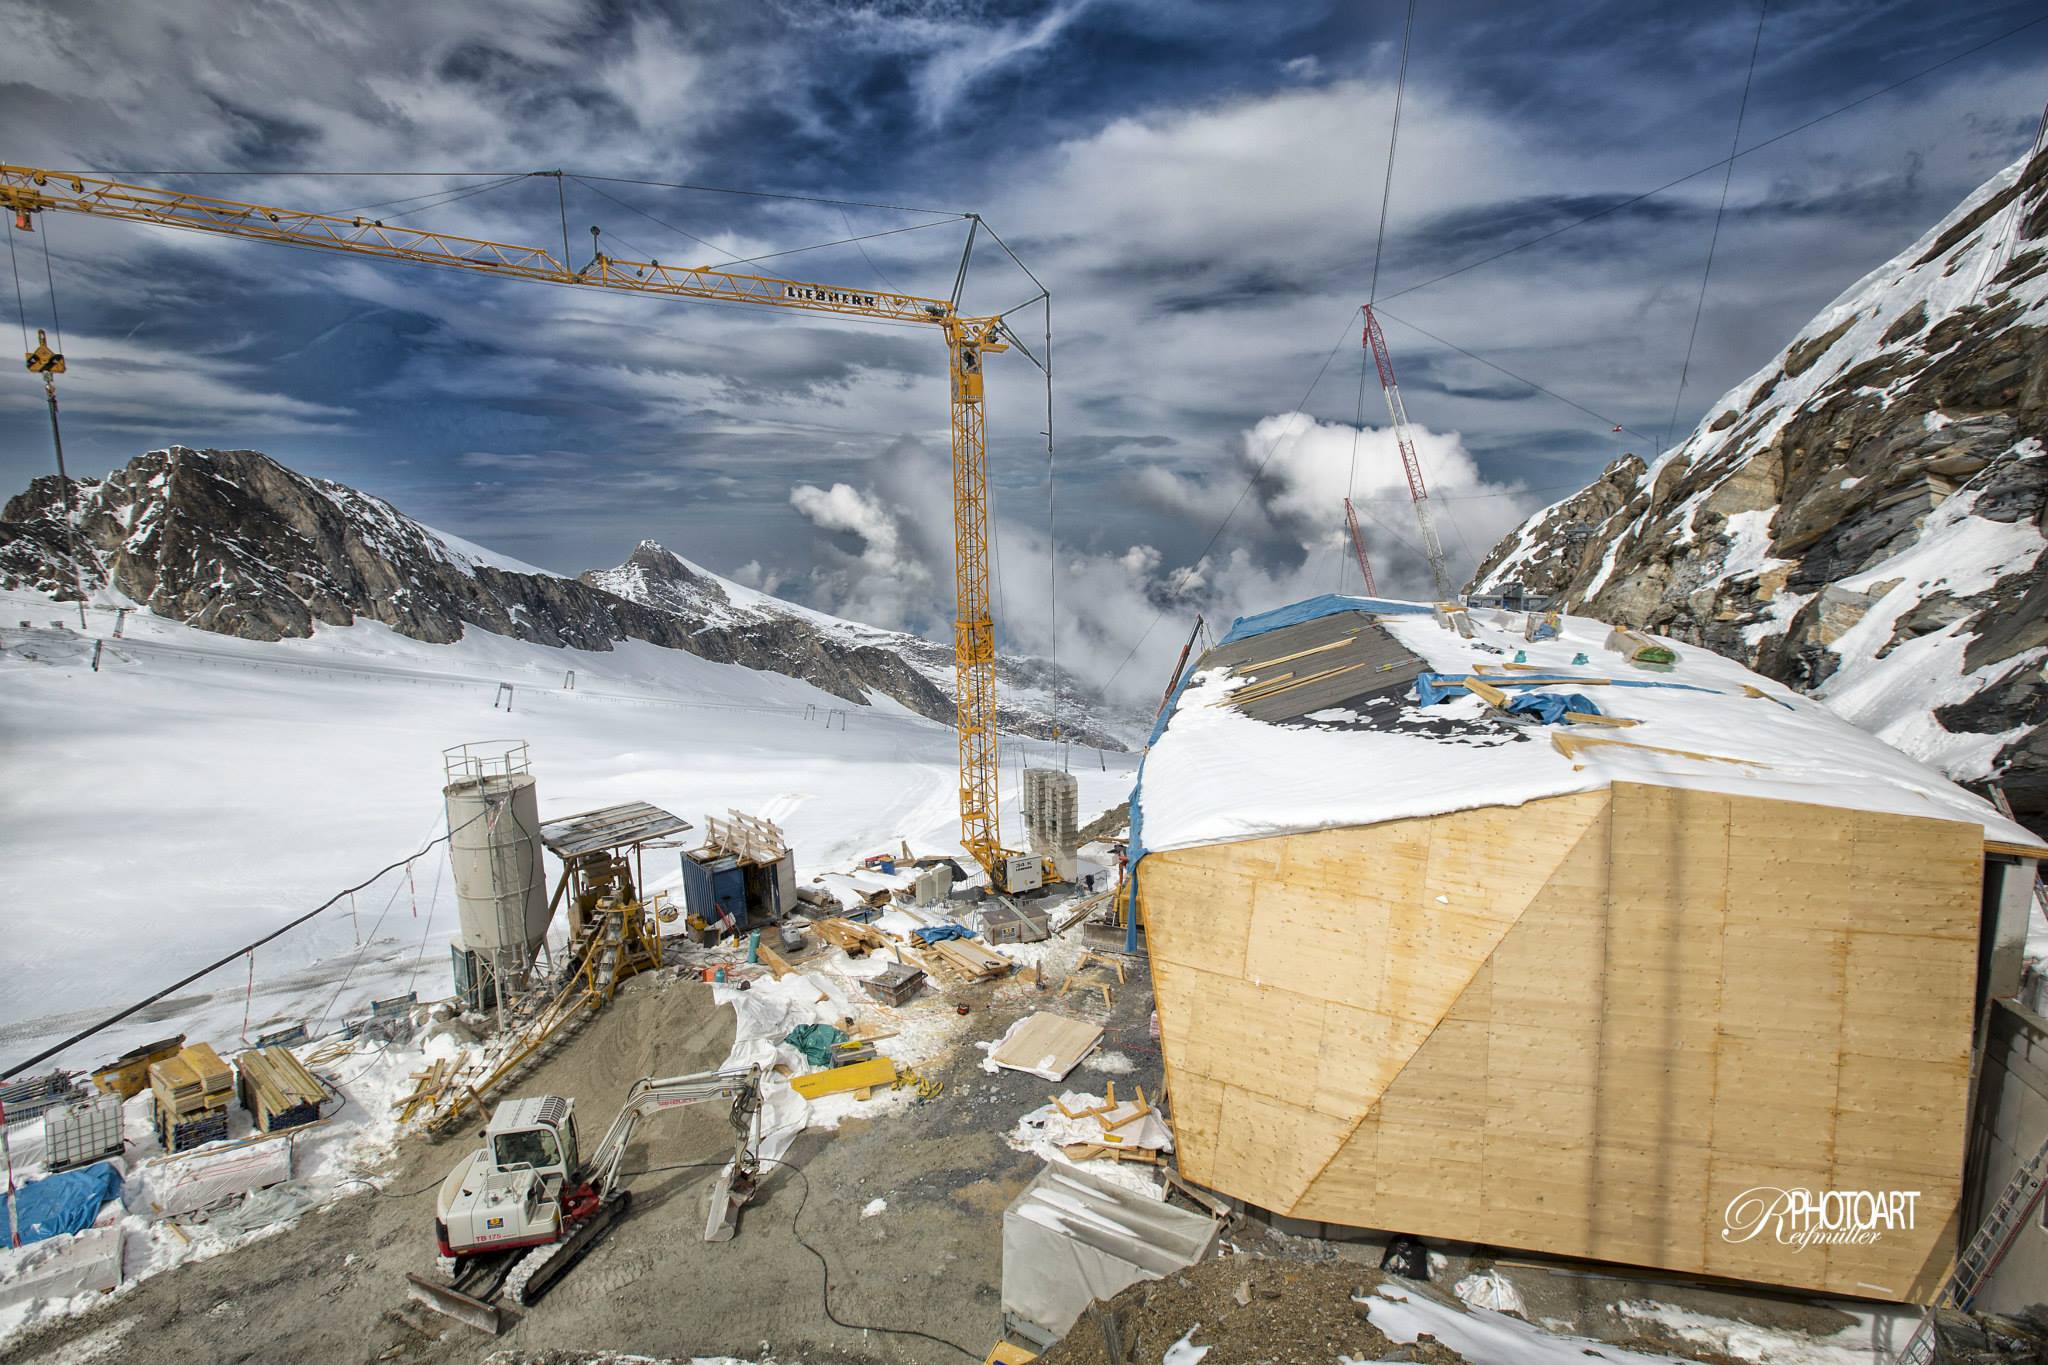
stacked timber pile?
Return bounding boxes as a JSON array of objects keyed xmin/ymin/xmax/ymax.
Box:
[
  {"xmin": 235, "ymin": 1047, "xmax": 325, "ymax": 1133},
  {"xmin": 149, "ymin": 1042, "xmax": 234, "ymax": 1152}
]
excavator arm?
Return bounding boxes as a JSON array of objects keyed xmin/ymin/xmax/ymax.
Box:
[
  {"xmin": 0, "ymin": 163, "xmax": 1021, "ymax": 882},
  {"xmin": 582, "ymin": 1065, "xmax": 762, "ymax": 1202}
]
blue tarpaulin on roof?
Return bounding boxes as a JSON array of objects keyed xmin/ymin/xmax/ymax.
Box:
[
  {"xmin": 1413, "ymin": 672, "xmax": 1720, "ymax": 706},
  {"xmin": 0, "ymin": 1161, "xmax": 123, "ymax": 1246},
  {"xmin": 1125, "ymin": 594, "xmax": 1431, "ymax": 950},
  {"xmin": 1216, "ymin": 593, "xmax": 1435, "ymax": 649},
  {"xmin": 1505, "ymin": 692, "xmax": 1602, "ymax": 724}
]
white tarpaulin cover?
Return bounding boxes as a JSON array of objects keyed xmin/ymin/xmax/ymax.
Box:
[{"xmin": 1001, "ymin": 1161, "xmax": 1218, "ymax": 1348}]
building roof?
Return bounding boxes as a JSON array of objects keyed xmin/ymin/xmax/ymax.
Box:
[
  {"xmin": 538, "ymin": 801, "xmax": 693, "ymax": 858},
  {"xmin": 1134, "ymin": 594, "xmax": 2046, "ymax": 858}
]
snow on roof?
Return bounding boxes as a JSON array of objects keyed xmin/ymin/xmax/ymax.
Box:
[{"xmin": 1134, "ymin": 595, "xmax": 2044, "ymax": 856}]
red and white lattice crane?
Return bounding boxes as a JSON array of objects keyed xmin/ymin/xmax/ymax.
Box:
[
  {"xmin": 1342, "ymin": 496, "xmax": 1378, "ymax": 596},
  {"xmin": 1362, "ymin": 303, "xmax": 1449, "ymax": 599}
]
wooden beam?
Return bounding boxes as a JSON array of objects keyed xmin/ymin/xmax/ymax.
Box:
[
  {"xmin": 1561, "ymin": 711, "xmax": 1638, "ymax": 728},
  {"xmin": 1240, "ymin": 632, "xmax": 1360, "ymax": 672},
  {"xmin": 1550, "ymin": 732, "xmax": 1760, "ymax": 767},
  {"xmin": 789, "ymin": 1057, "xmax": 897, "ymax": 1099}
]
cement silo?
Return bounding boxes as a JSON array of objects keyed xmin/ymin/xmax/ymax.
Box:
[{"xmin": 442, "ymin": 742, "xmax": 551, "ymax": 999}]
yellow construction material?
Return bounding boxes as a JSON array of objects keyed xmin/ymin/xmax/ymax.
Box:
[{"xmin": 789, "ymin": 1058, "xmax": 897, "ymax": 1100}]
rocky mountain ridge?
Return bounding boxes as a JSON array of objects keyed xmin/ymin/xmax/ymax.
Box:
[
  {"xmin": 1470, "ymin": 147, "xmax": 2048, "ymax": 827},
  {"xmin": 0, "ymin": 446, "xmax": 1134, "ymax": 750}
]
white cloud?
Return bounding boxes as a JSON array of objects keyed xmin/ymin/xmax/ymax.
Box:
[{"xmin": 909, "ymin": 3, "xmax": 1089, "ymax": 125}]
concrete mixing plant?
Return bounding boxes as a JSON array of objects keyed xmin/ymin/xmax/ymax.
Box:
[{"xmin": 442, "ymin": 741, "xmax": 552, "ymax": 1010}]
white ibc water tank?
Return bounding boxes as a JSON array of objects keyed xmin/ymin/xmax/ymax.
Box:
[{"xmin": 442, "ymin": 743, "xmax": 550, "ymax": 973}]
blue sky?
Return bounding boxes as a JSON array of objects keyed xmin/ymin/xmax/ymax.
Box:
[{"xmin": 2, "ymin": 0, "xmax": 2044, "ymax": 697}]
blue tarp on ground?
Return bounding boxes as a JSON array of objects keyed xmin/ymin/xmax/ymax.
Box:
[
  {"xmin": 909, "ymin": 923, "xmax": 976, "ymax": 946},
  {"xmin": 0, "ymin": 1160, "xmax": 123, "ymax": 1246}
]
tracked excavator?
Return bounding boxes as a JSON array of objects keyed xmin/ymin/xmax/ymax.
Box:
[{"xmin": 405, "ymin": 1066, "xmax": 764, "ymax": 1334}]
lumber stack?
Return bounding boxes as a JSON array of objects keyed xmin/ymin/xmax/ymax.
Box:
[
  {"xmin": 149, "ymin": 1042, "xmax": 235, "ymax": 1153},
  {"xmin": 915, "ymin": 936, "xmax": 1013, "ymax": 985},
  {"xmin": 236, "ymin": 1047, "xmax": 326, "ymax": 1133},
  {"xmin": 813, "ymin": 918, "xmax": 890, "ymax": 957}
]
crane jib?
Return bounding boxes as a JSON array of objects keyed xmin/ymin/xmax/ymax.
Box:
[{"xmin": 2, "ymin": 160, "xmax": 1023, "ymax": 881}]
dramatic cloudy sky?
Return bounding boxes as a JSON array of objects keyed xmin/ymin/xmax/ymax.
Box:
[{"xmin": 2, "ymin": 1, "xmax": 2045, "ymax": 700}]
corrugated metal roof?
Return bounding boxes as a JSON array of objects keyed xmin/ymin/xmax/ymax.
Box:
[
  {"xmin": 539, "ymin": 801, "xmax": 693, "ymax": 857},
  {"xmin": 1191, "ymin": 610, "xmax": 1427, "ymax": 725}
]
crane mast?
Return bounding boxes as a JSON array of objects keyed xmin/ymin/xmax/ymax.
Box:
[
  {"xmin": 0, "ymin": 164, "xmax": 1019, "ymax": 882},
  {"xmin": 1361, "ymin": 303, "xmax": 1448, "ymax": 600},
  {"xmin": 1341, "ymin": 497, "xmax": 1378, "ymax": 597}
]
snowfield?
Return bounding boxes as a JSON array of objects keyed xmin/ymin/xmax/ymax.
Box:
[{"xmin": 0, "ymin": 587, "xmax": 1136, "ymax": 1074}]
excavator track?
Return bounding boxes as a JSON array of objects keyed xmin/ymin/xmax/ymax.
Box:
[{"xmin": 504, "ymin": 1191, "xmax": 630, "ymax": 1307}]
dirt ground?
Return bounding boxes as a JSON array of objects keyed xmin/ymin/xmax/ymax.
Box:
[
  {"xmin": 2, "ymin": 930, "xmax": 1165, "ymax": 1365},
  {"xmin": 0, "ymin": 930, "xmax": 1935, "ymax": 1365}
]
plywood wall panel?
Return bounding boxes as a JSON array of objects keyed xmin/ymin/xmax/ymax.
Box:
[
  {"xmin": 1140, "ymin": 857, "xmax": 1257, "ymax": 978},
  {"xmin": 1144, "ymin": 783, "xmax": 1983, "ymax": 1303}
]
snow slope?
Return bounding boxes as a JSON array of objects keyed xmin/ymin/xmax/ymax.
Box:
[{"xmin": 0, "ymin": 587, "xmax": 1136, "ymax": 1074}]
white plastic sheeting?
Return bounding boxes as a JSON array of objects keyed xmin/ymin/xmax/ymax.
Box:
[
  {"xmin": 1001, "ymin": 1161, "xmax": 1218, "ymax": 1349},
  {"xmin": 145, "ymin": 1138, "xmax": 293, "ymax": 1218}
]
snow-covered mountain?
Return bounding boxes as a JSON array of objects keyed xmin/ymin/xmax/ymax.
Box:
[
  {"xmin": 0, "ymin": 446, "xmax": 1137, "ymax": 750},
  {"xmin": 585, "ymin": 539, "xmax": 1137, "ymax": 753},
  {"xmin": 1471, "ymin": 146, "xmax": 2048, "ymax": 828}
]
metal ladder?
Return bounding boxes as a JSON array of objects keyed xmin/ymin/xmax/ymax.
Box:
[{"xmin": 1897, "ymin": 1134, "xmax": 2048, "ymax": 1364}]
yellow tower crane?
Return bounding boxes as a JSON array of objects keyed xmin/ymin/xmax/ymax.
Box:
[{"xmin": 0, "ymin": 164, "xmax": 1029, "ymax": 886}]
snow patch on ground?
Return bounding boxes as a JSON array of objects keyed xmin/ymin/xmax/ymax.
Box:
[
  {"xmin": 1359, "ymin": 1283, "xmax": 1693, "ymax": 1364},
  {"xmin": 1616, "ymin": 1298, "xmax": 1906, "ymax": 1365}
]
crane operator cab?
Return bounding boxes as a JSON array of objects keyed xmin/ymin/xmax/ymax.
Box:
[{"xmin": 435, "ymin": 1095, "xmax": 588, "ymax": 1258}]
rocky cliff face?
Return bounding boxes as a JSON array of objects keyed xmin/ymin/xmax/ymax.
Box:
[
  {"xmin": 0, "ymin": 446, "xmax": 1134, "ymax": 750},
  {"xmin": 1471, "ymin": 148, "xmax": 2048, "ymax": 827}
]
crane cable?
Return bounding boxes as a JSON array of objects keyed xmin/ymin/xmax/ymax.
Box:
[
  {"xmin": 1665, "ymin": 0, "xmax": 1769, "ymax": 455},
  {"xmin": 1346, "ymin": 0, "xmax": 1416, "ymax": 593},
  {"xmin": 1374, "ymin": 8, "xmax": 2048, "ymax": 308},
  {"xmin": 1368, "ymin": 0, "xmax": 1417, "ymax": 308},
  {"xmin": 1098, "ymin": 306, "xmax": 1360, "ymax": 697},
  {"xmin": 8, "ymin": 214, "xmax": 88, "ymax": 627}
]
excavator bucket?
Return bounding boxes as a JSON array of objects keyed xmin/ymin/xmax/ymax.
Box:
[
  {"xmin": 703, "ymin": 1162, "xmax": 756, "ymax": 1243},
  {"xmin": 404, "ymin": 1272, "xmax": 503, "ymax": 1335}
]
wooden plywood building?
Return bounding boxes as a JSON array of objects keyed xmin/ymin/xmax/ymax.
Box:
[{"xmin": 1132, "ymin": 596, "xmax": 2046, "ymax": 1303}]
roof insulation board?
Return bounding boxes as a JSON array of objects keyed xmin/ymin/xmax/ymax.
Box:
[
  {"xmin": 1192, "ymin": 610, "xmax": 1427, "ymax": 725},
  {"xmin": 539, "ymin": 801, "xmax": 694, "ymax": 857}
]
